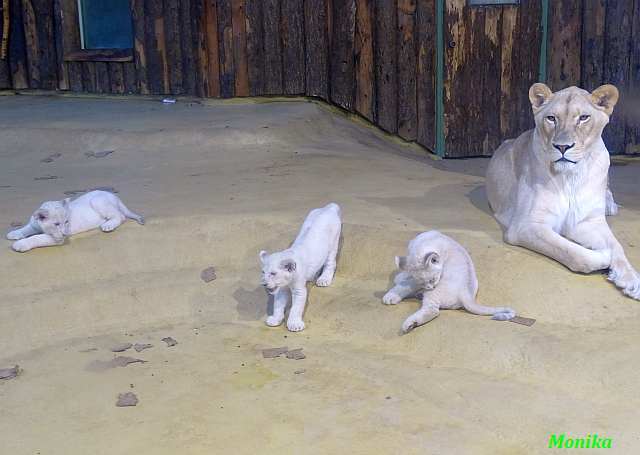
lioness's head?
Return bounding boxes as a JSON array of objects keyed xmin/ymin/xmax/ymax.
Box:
[{"xmin": 529, "ymin": 83, "xmax": 618, "ymax": 173}]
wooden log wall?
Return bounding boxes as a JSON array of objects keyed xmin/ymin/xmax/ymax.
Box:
[{"xmin": 0, "ymin": 0, "xmax": 638, "ymax": 157}]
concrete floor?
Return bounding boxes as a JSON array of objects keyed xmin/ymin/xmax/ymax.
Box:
[{"xmin": 0, "ymin": 95, "xmax": 639, "ymax": 454}]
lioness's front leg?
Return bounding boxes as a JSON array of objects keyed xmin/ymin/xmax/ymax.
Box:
[
  {"xmin": 508, "ymin": 223, "xmax": 610, "ymax": 274},
  {"xmin": 568, "ymin": 219, "xmax": 640, "ymax": 300},
  {"xmin": 287, "ymin": 284, "xmax": 307, "ymax": 332}
]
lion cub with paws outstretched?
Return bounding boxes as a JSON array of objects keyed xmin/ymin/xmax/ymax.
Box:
[
  {"xmin": 259, "ymin": 203, "xmax": 341, "ymax": 332},
  {"xmin": 383, "ymin": 231, "xmax": 516, "ymax": 333},
  {"xmin": 7, "ymin": 190, "xmax": 144, "ymax": 252}
]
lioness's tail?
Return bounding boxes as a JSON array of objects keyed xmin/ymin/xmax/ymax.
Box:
[
  {"xmin": 118, "ymin": 200, "xmax": 145, "ymax": 225},
  {"xmin": 462, "ymin": 296, "xmax": 515, "ymax": 321}
]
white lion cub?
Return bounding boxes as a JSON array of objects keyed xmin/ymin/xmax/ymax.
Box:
[
  {"xmin": 259, "ymin": 203, "xmax": 342, "ymax": 332},
  {"xmin": 383, "ymin": 231, "xmax": 516, "ymax": 333},
  {"xmin": 7, "ymin": 190, "xmax": 144, "ymax": 252}
]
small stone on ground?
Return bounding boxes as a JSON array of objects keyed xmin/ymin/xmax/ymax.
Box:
[{"xmin": 116, "ymin": 392, "xmax": 138, "ymax": 407}]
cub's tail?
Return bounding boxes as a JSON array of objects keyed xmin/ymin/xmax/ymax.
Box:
[
  {"xmin": 118, "ymin": 199, "xmax": 145, "ymax": 225},
  {"xmin": 462, "ymin": 297, "xmax": 515, "ymax": 321}
]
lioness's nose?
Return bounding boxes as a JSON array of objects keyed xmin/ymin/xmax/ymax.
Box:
[{"xmin": 553, "ymin": 143, "xmax": 575, "ymax": 154}]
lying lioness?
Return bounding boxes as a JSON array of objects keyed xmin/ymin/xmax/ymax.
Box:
[{"xmin": 487, "ymin": 83, "xmax": 639, "ymax": 300}]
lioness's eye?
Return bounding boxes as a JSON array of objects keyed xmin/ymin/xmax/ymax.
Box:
[
  {"xmin": 579, "ymin": 114, "xmax": 590, "ymax": 122},
  {"xmin": 546, "ymin": 116, "xmax": 556, "ymax": 123}
]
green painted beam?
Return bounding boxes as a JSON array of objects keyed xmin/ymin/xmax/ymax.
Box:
[
  {"xmin": 435, "ymin": 0, "xmax": 445, "ymax": 157},
  {"xmin": 539, "ymin": 0, "xmax": 549, "ymax": 83}
]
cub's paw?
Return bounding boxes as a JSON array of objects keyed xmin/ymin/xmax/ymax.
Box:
[
  {"xmin": 401, "ymin": 317, "xmax": 419, "ymax": 334},
  {"xmin": 286, "ymin": 318, "xmax": 306, "ymax": 332},
  {"xmin": 316, "ymin": 276, "xmax": 333, "ymax": 287},
  {"xmin": 492, "ymin": 308, "xmax": 516, "ymax": 321},
  {"xmin": 382, "ymin": 292, "xmax": 402, "ymax": 305},
  {"xmin": 265, "ymin": 315, "xmax": 284, "ymax": 327},
  {"xmin": 6, "ymin": 230, "xmax": 24, "ymax": 240},
  {"xmin": 11, "ymin": 240, "xmax": 31, "ymax": 253}
]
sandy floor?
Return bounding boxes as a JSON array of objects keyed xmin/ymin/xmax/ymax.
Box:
[{"xmin": 0, "ymin": 95, "xmax": 639, "ymax": 454}]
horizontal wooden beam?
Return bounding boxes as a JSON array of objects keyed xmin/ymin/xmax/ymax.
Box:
[{"xmin": 64, "ymin": 49, "xmax": 133, "ymax": 62}]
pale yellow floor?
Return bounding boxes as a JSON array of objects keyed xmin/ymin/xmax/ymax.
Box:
[{"xmin": 0, "ymin": 95, "xmax": 639, "ymax": 454}]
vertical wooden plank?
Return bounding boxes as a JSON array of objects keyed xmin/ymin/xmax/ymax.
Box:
[
  {"xmin": 95, "ymin": 61, "xmax": 110, "ymax": 94},
  {"xmin": 217, "ymin": 0, "xmax": 235, "ymax": 97},
  {"xmin": 513, "ymin": 0, "xmax": 541, "ymax": 133},
  {"xmin": 580, "ymin": 0, "xmax": 606, "ymax": 91},
  {"xmin": 24, "ymin": 0, "xmax": 57, "ymax": 89},
  {"xmin": 145, "ymin": 0, "xmax": 169, "ymax": 94},
  {"xmin": 123, "ymin": 62, "xmax": 137, "ymax": 94},
  {"xmin": 8, "ymin": 0, "xmax": 28, "ymax": 88},
  {"xmin": 81, "ymin": 62, "xmax": 96, "ymax": 93},
  {"xmin": 192, "ymin": 0, "xmax": 209, "ymax": 97},
  {"xmin": 304, "ymin": 0, "xmax": 329, "ymax": 99},
  {"xmin": 499, "ymin": 5, "xmax": 517, "ymax": 139},
  {"xmin": 204, "ymin": 0, "xmax": 220, "ymax": 96},
  {"xmin": 330, "ymin": 0, "xmax": 356, "ymax": 110},
  {"xmin": 109, "ymin": 62, "xmax": 125, "ymax": 94},
  {"xmin": 354, "ymin": 0, "xmax": 375, "ymax": 121},
  {"xmin": 416, "ymin": 0, "xmax": 435, "ymax": 149},
  {"xmin": 397, "ymin": 0, "xmax": 417, "ymax": 141},
  {"xmin": 281, "ymin": 0, "xmax": 304, "ymax": 94},
  {"xmin": 547, "ymin": 0, "xmax": 582, "ymax": 88},
  {"xmin": 375, "ymin": 0, "xmax": 398, "ymax": 133},
  {"xmin": 53, "ymin": 0, "xmax": 68, "ymax": 90},
  {"xmin": 131, "ymin": 0, "xmax": 148, "ymax": 94},
  {"xmin": 245, "ymin": 0, "xmax": 264, "ymax": 95},
  {"xmin": 165, "ymin": 0, "xmax": 184, "ymax": 94},
  {"xmin": 21, "ymin": 0, "xmax": 39, "ymax": 88},
  {"xmin": 603, "ymin": 0, "xmax": 633, "ymax": 154},
  {"xmin": 625, "ymin": 0, "xmax": 640, "ymax": 154},
  {"xmin": 263, "ymin": 0, "xmax": 282, "ymax": 94},
  {"xmin": 232, "ymin": 0, "xmax": 249, "ymax": 96},
  {"xmin": 179, "ymin": 0, "xmax": 196, "ymax": 95},
  {"xmin": 67, "ymin": 61, "xmax": 83, "ymax": 92},
  {"xmin": 0, "ymin": 0, "xmax": 9, "ymax": 89}
]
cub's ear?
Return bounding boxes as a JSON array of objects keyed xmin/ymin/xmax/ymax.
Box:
[
  {"xmin": 259, "ymin": 250, "xmax": 268, "ymax": 263},
  {"xmin": 62, "ymin": 198, "xmax": 71, "ymax": 208},
  {"xmin": 280, "ymin": 259, "xmax": 296, "ymax": 272},
  {"xmin": 395, "ymin": 256, "xmax": 408, "ymax": 270},
  {"xmin": 528, "ymin": 83, "xmax": 553, "ymax": 112},
  {"xmin": 424, "ymin": 252, "xmax": 441, "ymax": 266},
  {"xmin": 591, "ymin": 84, "xmax": 619, "ymax": 116},
  {"xmin": 35, "ymin": 209, "xmax": 49, "ymax": 221}
]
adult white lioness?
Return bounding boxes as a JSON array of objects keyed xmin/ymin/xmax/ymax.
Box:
[{"xmin": 487, "ymin": 83, "xmax": 639, "ymax": 300}]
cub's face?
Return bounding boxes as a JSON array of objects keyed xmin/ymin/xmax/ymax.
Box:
[
  {"xmin": 259, "ymin": 250, "xmax": 296, "ymax": 295},
  {"xmin": 34, "ymin": 200, "xmax": 71, "ymax": 242},
  {"xmin": 529, "ymin": 83, "xmax": 618, "ymax": 173},
  {"xmin": 396, "ymin": 252, "xmax": 443, "ymax": 290}
]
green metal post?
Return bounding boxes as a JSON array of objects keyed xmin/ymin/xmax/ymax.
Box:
[{"xmin": 435, "ymin": 0, "xmax": 445, "ymax": 157}]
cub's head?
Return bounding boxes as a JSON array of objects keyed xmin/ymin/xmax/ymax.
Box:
[
  {"xmin": 396, "ymin": 251, "xmax": 443, "ymax": 290},
  {"xmin": 259, "ymin": 250, "xmax": 296, "ymax": 295},
  {"xmin": 529, "ymin": 83, "xmax": 618, "ymax": 173},
  {"xmin": 33, "ymin": 199, "xmax": 71, "ymax": 242}
]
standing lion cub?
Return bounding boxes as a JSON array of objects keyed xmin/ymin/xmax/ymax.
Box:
[
  {"xmin": 7, "ymin": 190, "xmax": 144, "ymax": 252},
  {"xmin": 383, "ymin": 231, "xmax": 516, "ymax": 333},
  {"xmin": 259, "ymin": 203, "xmax": 341, "ymax": 332}
]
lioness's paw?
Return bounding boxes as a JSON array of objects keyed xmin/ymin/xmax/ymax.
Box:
[
  {"xmin": 6, "ymin": 230, "xmax": 24, "ymax": 240},
  {"xmin": 286, "ymin": 319, "xmax": 306, "ymax": 332},
  {"xmin": 382, "ymin": 292, "xmax": 402, "ymax": 305},
  {"xmin": 265, "ymin": 315, "xmax": 284, "ymax": 327},
  {"xmin": 622, "ymin": 278, "xmax": 640, "ymax": 300},
  {"xmin": 492, "ymin": 309, "xmax": 516, "ymax": 321},
  {"xmin": 11, "ymin": 240, "xmax": 31, "ymax": 253},
  {"xmin": 316, "ymin": 276, "xmax": 333, "ymax": 287}
]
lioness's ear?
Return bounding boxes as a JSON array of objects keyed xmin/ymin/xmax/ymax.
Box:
[
  {"xmin": 259, "ymin": 250, "xmax": 268, "ymax": 263},
  {"xmin": 424, "ymin": 252, "xmax": 440, "ymax": 266},
  {"xmin": 395, "ymin": 256, "xmax": 408, "ymax": 270},
  {"xmin": 591, "ymin": 84, "xmax": 619, "ymax": 116},
  {"xmin": 529, "ymin": 83, "xmax": 553, "ymax": 112},
  {"xmin": 280, "ymin": 259, "xmax": 296, "ymax": 272},
  {"xmin": 35, "ymin": 209, "xmax": 49, "ymax": 221}
]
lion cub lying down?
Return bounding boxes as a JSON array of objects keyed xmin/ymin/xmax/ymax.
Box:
[
  {"xmin": 7, "ymin": 190, "xmax": 144, "ymax": 252},
  {"xmin": 259, "ymin": 203, "xmax": 341, "ymax": 332},
  {"xmin": 383, "ymin": 231, "xmax": 516, "ymax": 333}
]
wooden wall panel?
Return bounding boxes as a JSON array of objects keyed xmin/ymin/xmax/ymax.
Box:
[
  {"xmin": 263, "ymin": 0, "xmax": 282, "ymax": 94},
  {"xmin": 179, "ymin": 0, "xmax": 196, "ymax": 95},
  {"xmin": 53, "ymin": 0, "xmax": 68, "ymax": 90},
  {"xmin": 109, "ymin": 62, "xmax": 125, "ymax": 94},
  {"xmin": 245, "ymin": 0, "xmax": 264, "ymax": 96},
  {"xmin": 131, "ymin": 0, "xmax": 149, "ymax": 94},
  {"xmin": 626, "ymin": 0, "xmax": 640, "ymax": 154},
  {"xmin": 375, "ymin": 0, "xmax": 398, "ymax": 133},
  {"xmin": 330, "ymin": 0, "xmax": 356, "ymax": 110},
  {"xmin": 416, "ymin": 0, "xmax": 435, "ymax": 149},
  {"xmin": 217, "ymin": 0, "xmax": 235, "ymax": 97},
  {"xmin": 513, "ymin": 0, "xmax": 540, "ymax": 133},
  {"xmin": 81, "ymin": 62, "xmax": 96, "ymax": 93},
  {"xmin": 202, "ymin": 0, "xmax": 218, "ymax": 97},
  {"xmin": 95, "ymin": 61, "xmax": 110, "ymax": 94},
  {"xmin": 144, "ymin": 0, "xmax": 168, "ymax": 94},
  {"xmin": 281, "ymin": 0, "xmax": 305, "ymax": 94},
  {"xmin": 354, "ymin": 0, "xmax": 375, "ymax": 121},
  {"xmin": 67, "ymin": 61, "xmax": 83, "ymax": 91},
  {"xmin": 0, "ymin": 0, "xmax": 10, "ymax": 89},
  {"xmin": 580, "ymin": 0, "xmax": 606, "ymax": 91},
  {"xmin": 123, "ymin": 62, "xmax": 137, "ymax": 94},
  {"xmin": 8, "ymin": 0, "xmax": 28, "ymax": 88},
  {"xmin": 548, "ymin": 0, "xmax": 582, "ymax": 89},
  {"xmin": 231, "ymin": 0, "xmax": 249, "ymax": 96},
  {"xmin": 397, "ymin": 0, "xmax": 417, "ymax": 141},
  {"xmin": 165, "ymin": 0, "xmax": 184, "ymax": 94},
  {"xmin": 304, "ymin": 0, "xmax": 329, "ymax": 99}
]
